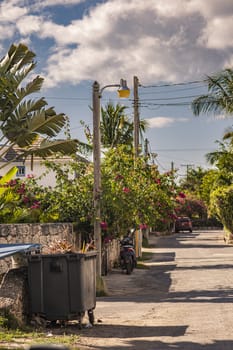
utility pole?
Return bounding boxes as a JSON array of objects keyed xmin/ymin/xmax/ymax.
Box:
[
  {"xmin": 171, "ymin": 161, "xmax": 174, "ymax": 172},
  {"xmin": 133, "ymin": 76, "xmax": 140, "ymax": 157},
  {"xmin": 181, "ymin": 164, "xmax": 194, "ymax": 179},
  {"xmin": 92, "ymin": 81, "xmax": 102, "ymax": 277},
  {"xmin": 92, "ymin": 79, "xmax": 130, "ymax": 278},
  {"xmin": 144, "ymin": 138, "xmax": 149, "ymax": 157}
]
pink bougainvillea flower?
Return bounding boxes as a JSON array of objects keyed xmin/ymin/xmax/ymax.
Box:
[
  {"xmin": 23, "ymin": 196, "xmax": 30, "ymax": 203},
  {"xmin": 155, "ymin": 178, "xmax": 161, "ymax": 185},
  {"xmin": 30, "ymin": 201, "xmax": 40, "ymax": 209},
  {"xmin": 100, "ymin": 221, "xmax": 108, "ymax": 230},
  {"xmin": 178, "ymin": 192, "xmax": 186, "ymax": 198},
  {"xmin": 103, "ymin": 236, "xmax": 111, "ymax": 243},
  {"xmin": 8, "ymin": 179, "xmax": 17, "ymax": 187},
  {"xmin": 123, "ymin": 187, "xmax": 130, "ymax": 193},
  {"xmin": 139, "ymin": 224, "xmax": 147, "ymax": 230},
  {"xmin": 169, "ymin": 213, "xmax": 178, "ymax": 220},
  {"xmin": 17, "ymin": 184, "xmax": 26, "ymax": 194},
  {"xmin": 27, "ymin": 174, "xmax": 34, "ymax": 179}
]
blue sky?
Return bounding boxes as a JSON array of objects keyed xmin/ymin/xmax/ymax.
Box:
[{"xmin": 1, "ymin": 0, "xmax": 233, "ymax": 178}]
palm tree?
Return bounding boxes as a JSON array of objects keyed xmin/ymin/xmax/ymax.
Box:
[
  {"xmin": 206, "ymin": 141, "xmax": 233, "ymax": 186},
  {"xmin": 0, "ymin": 43, "xmax": 86, "ymax": 169},
  {"xmin": 100, "ymin": 102, "xmax": 148, "ymax": 149},
  {"xmin": 100, "ymin": 102, "xmax": 133, "ymax": 148},
  {"xmin": 191, "ymin": 69, "xmax": 233, "ymax": 116}
]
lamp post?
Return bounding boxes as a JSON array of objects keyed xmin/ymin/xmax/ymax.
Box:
[{"xmin": 92, "ymin": 79, "xmax": 130, "ymax": 277}]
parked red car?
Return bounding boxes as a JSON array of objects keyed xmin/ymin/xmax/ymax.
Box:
[{"xmin": 175, "ymin": 217, "xmax": 192, "ymax": 233}]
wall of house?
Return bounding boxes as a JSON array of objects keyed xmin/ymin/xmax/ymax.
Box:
[{"xmin": 0, "ymin": 156, "xmax": 74, "ymax": 187}]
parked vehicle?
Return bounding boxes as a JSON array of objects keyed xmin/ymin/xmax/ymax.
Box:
[
  {"xmin": 175, "ymin": 216, "xmax": 192, "ymax": 233},
  {"xmin": 119, "ymin": 237, "xmax": 137, "ymax": 274}
]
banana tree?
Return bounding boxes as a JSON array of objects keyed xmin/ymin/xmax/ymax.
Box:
[{"xmin": 0, "ymin": 43, "xmax": 88, "ymax": 169}]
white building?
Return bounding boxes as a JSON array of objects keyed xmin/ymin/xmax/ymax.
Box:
[{"xmin": 0, "ymin": 147, "xmax": 84, "ymax": 187}]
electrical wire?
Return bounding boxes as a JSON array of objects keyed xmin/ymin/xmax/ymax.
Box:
[
  {"xmin": 140, "ymin": 79, "xmax": 206, "ymax": 88},
  {"xmin": 135, "ymin": 94, "xmax": 203, "ymax": 102},
  {"xmin": 139, "ymin": 84, "xmax": 207, "ymax": 95}
]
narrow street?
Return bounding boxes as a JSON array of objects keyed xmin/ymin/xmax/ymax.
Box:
[{"xmin": 77, "ymin": 230, "xmax": 233, "ymax": 349}]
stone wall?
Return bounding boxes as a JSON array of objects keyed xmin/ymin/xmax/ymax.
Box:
[
  {"xmin": 0, "ymin": 223, "xmax": 76, "ymax": 273},
  {"xmin": 102, "ymin": 239, "xmax": 120, "ymax": 275},
  {"xmin": 0, "ymin": 223, "xmax": 120, "ymax": 275}
]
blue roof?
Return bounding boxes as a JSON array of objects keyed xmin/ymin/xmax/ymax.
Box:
[{"xmin": 0, "ymin": 243, "xmax": 40, "ymax": 259}]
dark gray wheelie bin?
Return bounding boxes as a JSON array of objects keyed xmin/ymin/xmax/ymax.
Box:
[{"xmin": 27, "ymin": 251, "xmax": 97, "ymax": 326}]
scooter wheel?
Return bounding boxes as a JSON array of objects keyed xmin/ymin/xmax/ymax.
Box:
[{"xmin": 126, "ymin": 257, "xmax": 133, "ymax": 275}]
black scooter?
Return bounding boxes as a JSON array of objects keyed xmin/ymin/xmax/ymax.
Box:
[{"xmin": 119, "ymin": 237, "xmax": 137, "ymax": 275}]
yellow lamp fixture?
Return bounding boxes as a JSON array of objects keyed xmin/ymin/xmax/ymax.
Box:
[{"xmin": 118, "ymin": 79, "xmax": 130, "ymax": 98}]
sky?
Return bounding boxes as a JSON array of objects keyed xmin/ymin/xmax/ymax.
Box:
[{"xmin": 1, "ymin": 0, "xmax": 233, "ymax": 178}]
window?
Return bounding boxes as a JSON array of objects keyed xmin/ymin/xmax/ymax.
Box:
[{"xmin": 16, "ymin": 166, "xmax": 25, "ymax": 177}]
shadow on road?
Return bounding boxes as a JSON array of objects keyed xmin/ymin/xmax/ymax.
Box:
[
  {"xmin": 91, "ymin": 339, "xmax": 233, "ymax": 350},
  {"xmin": 152, "ymin": 231, "xmax": 228, "ymax": 250},
  {"xmin": 162, "ymin": 288, "xmax": 233, "ymax": 303},
  {"xmin": 77, "ymin": 324, "xmax": 187, "ymax": 338}
]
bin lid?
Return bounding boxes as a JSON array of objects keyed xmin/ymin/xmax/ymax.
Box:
[{"xmin": 0, "ymin": 243, "xmax": 40, "ymax": 259}]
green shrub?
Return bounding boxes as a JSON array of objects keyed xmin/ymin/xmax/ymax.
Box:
[{"xmin": 210, "ymin": 185, "xmax": 233, "ymax": 233}]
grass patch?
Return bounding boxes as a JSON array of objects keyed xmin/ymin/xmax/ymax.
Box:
[
  {"xmin": 96, "ymin": 275, "xmax": 108, "ymax": 296},
  {"xmin": 136, "ymin": 262, "xmax": 150, "ymax": 270},
  {"xmin": 0, "ymin": 329, "xmax": 81, "ymax": 348},
  {"xmin": 136, "ymin": 251, "xmax": 153, "ymax": 270},
  {"xmin": 142, "ymin": 237, "xmax": 150, "ymax": 248},
  {"xmin": 137, "ymin": 251, "xmax": 153, "ymax": 261}
]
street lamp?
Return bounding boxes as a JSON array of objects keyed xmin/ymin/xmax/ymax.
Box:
[{"xmin": 92, "ymin": 79, "xmax": 130, "ymax": 277}]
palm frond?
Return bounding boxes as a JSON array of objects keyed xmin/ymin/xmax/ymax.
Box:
[
  {"xmin": 191, "ymin": 95, "xmax": 223, "ymax": 115},
  {"xmin": 16, "ymin": 76, "xmax": 44, "ymax": 100},
  {"xmin": 23, "ymin": 139, "xmax": 80, "ymax": 158},
  {"xmin": 192, "ymin": 69, "xmax": 233, "ymax": 116},
  {"xmin": 15, "ymin": 98, "xmax": 48, "ymax": 120},
  {"xmin": 223, "ymin": 126, "xmax": 233, "ymax": 141},
  {"xmin": 0, "ymin": 44, "xmax": 35, "ymax": 74},
  {"xmin": 27, "ymin": 111, "xmax": 67, "ymax": 136},
  {"xmin": 206, "ymin": 151, "xmax": 225, "ymax": 165}
]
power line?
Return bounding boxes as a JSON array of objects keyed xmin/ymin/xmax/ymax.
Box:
[
  {"xmin": 139, "ymin": 102, "xmax": 191, "ymax": 107},
  {"xmin": 139, "ymin": 84, "xmax": 206, "ymax": 95},
  {"xmin": 141, "ymin": 79, "xmax": 206, "ymax": 88},
  {"xmin": 136, "ymin": 94, "xmax": 203, "ymax": 102},
  {"xmin": 151, "ymin": 148, "xmax": 215, "ymax": 152}
]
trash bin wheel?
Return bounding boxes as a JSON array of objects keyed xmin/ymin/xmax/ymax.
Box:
[
  {"xmin": 88, "ymin": 309, "xmax": 95, "ymax": 325},
  {"xmin": 77, "ymin": 311, "xmax": 85, "ymax": 329}
]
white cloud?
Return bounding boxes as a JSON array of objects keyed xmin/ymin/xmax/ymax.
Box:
[
  {"xmin": 16, "ymin": 15, "xmax": 43, "ymax": 36},
  {"xmin": 198, "ymin": 16, "xmax": 233, "ymax": 49},
  {"xmin": 36, "ymin": 0, "xmax": 86, "ymax": 7},
  {"xmin": 188, "ymin": 0, "xmax": 233, "ymax": 18},
  {"xmin": 1, "ymin": 0, "xmax": 233, "ymax": 87},
  {"xmin": 0, "ymin": 0, "xmax": 28, "ymax": 22},
  {"xmin": 146, "ymin": 117, "xmax": 188, "ymax": 128}
]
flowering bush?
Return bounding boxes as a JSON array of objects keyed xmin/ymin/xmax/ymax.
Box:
[
  {"xmin": 101, "ymin": 146, "xmax": 178, "ymax": 236},
  {"xmin": 0, "ymin": 177, "xmax": 41, "ymax": 223},
  {"xmin": 174, "ymin": 194, "xmax": 207, "ymax": 219}
]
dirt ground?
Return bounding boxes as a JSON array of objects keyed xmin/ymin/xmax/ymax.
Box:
[{"xmin": 3, "ymin": 229, "xmax": 233, "ymax": 350}]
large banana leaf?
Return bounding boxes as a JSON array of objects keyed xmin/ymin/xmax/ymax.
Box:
[
  {"xmin": 0, "ymin": 166, "xmax": 18, "ymax": 196},
  {"xmin": 23, "ymin": 139, "xmax": 80, "ymax": 158}
]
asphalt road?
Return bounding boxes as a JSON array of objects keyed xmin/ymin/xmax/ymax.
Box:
[{"xmin": 77, "ymin": 230, "xmax": 233, "ymax": 349}]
